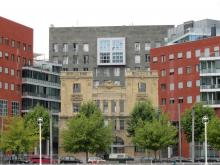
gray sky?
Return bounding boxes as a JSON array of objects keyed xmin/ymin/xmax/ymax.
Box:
[{"xmin": 1, "ymin": 0, "xmax": 220, "ymax": 58}]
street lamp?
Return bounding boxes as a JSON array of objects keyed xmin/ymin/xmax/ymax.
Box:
[
  {"xmin": 202, "ymin": 115, "xmax": 209, "ymax": 165},
  {"xmin": 38, "ymin": 117, "xmax": 43, "ymax": 165}
]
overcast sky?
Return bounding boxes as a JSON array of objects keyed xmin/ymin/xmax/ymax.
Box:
[{"xmin": 1, "ymin": 0, "xmax": 220, "ymax": 58}]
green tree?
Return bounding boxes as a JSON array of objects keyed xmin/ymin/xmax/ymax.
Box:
[
  {"xmin": 208, "ymin": 117, "xmax": 220, "ymax": 150},
  {"xmin": 133, "ymin": 114, "xmax": 177, "ymax": 158},
  {"xmin": 0, "ymin": 117, "xmax": 38, "ymax": 157},
  {"xmin": 127, "ymin": 100, "xmax": 156, "ymax": 136},
  {"xmin": 62, "ymin": 101, "xmax": 112, "ymax": 162},
  {"xmin": 24, "ymin": 105, "xmax": 50, "ymax": 139},
  {"xmin": 181, "ymin": 103, "xmax": 215, "ymax": 142}
]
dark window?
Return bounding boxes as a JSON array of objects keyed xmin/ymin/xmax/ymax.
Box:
[
  {"xmin": 72, "ymin": 103, "xmax": 80, "ymax": 112},
  {"xmin": 83, "ymin": 55, "xmax": 89, "ymax": 64},
  {"xmin": 73, "ymin": 83, "xmax": 80, "ymax": 93},
  {"xmin": 120, "ymin": 120, "xmax": 124, "ymax": 130},
  {"xmin": 119, "ymin": 100, "xmax": 124, "ymax": 112},
  {"xmin": 138, "ymin": 82, "xmax": 146, "ymax": 92}
]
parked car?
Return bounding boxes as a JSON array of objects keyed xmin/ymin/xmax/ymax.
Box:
[
  {"xmin": 60, "ymin": 156, "xmax": 83, "ymax": 164},
  {"xmin": 9, "ymin": 159, "xmax": 30, "ymax": 164},
  {"xmin": 29, "ymin": 155, "xmax": 58, "ymax": 164},
  {"xmin": 108, "ymin": 153, "xmax": 134, "ymax": 163},
  {"xmin": 88, "ymin": 157, "xmax": 106, "ymax": 164},
  {"xmin": 170, "ymin": 156, "xmax": 192, "ymax": 162}
]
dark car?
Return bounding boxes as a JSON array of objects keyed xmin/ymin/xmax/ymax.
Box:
[
  {"xmin": 60, "ymin": 156, "xmax": 83, "ymax": 164},
  {"xmin": 9, "ymin": 159, "xmax": 30, "ymax": 164}
]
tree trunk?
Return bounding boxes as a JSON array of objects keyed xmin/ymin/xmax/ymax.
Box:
[
  {"xmin": 86, "ymin": 151, "xmax": 88, "ymax": 163},
  {"xmin": 154, "ymin": 150, "xmax": 157, "ymax": 159}
]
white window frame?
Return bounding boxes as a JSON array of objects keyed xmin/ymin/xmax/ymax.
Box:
[{"xmin": 186, "ymin": 51, "xmax": 191, "ymax": 59}]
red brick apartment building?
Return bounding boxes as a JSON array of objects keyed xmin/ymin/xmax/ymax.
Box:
[
  {"xmin": 150, "ymin": 36, "xmax": 220, "ymax": 158},
  {"xmin": 0, "ymin": 16, "xmax": 33, "ymax": 116}
]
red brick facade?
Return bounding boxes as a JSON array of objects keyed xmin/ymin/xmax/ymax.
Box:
[
  {"xmin": 150, "ymin": 36, "xmax": 220, "ymax": 157},
  {"xmin": 0, "ymin": 16, "xmax": 33, "ymax": 116}
]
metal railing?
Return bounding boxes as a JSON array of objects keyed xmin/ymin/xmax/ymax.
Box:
[{"xmin": 22, "ymin": 78, "xmax": 60, "ymax": 88}]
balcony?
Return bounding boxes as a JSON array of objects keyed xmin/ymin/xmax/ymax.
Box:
[
  {"xmin": 200, "ymin": 84, "xmax": 220, "ymax": 92},
  {"xmin": 200, "ymin": 69, "xmax": 220, "ymax": 76},
  {"xmin": 202, "ymin": 100, "xmax": 220, "ymax": 108},
  {"xmin": 22, "ymin": 92, "xmax": 60, "ymax": 101},
  {"xmin": 22, "ymin": 78, "xmax": 60, "ymax": 88}
]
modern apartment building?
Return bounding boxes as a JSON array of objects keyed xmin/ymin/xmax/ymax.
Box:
[
  {"xmin": 167, "ymin": 19, "xmax": 220, "ymax": 44},
  {"xmin": 59, "ymin": 70, "xmax": 158, "ymax": 157},
  {"xmin": 22, "ymin": 60, "xmax": 61, "ymax": 154},
  {"xmin": 0, "ymin": 16, "xmax": 33, "ymax": 117},
  {"xmin": 150, "ymin": 36, "xmax": 220, "ymax": 158}
]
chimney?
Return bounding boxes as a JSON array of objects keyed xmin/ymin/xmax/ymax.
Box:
[{"xmin": 211, "ymin": 24, "xmax": 216, "ymax": 36}]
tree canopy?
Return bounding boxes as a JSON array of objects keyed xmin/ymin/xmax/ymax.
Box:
[
  {"xmin": 133, "ymin": 114, "xmax": 177, "ymax": 158},
  {"xmin": 127, "ymin": 100, "xmax": 156, "ymax": 136},
  {"xmin": 181, "ymin": 103, "xmax": 215, "ymax": 142},
  {"xmin": 62, "ymin": 101, "xmax": 112, "ymax": 161},
  {"xmin": 0, "ymin": 117, "xmax": 38, "ymax": 155},
  {"xmin": 24, "ymin": 104, "xmax": 50, "ymax": 139},
  {"xmin": 207, "ymin": 116, "xmax": 220, "ymax": 150}
]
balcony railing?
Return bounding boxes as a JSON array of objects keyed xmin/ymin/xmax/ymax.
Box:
[
  {"xmin": 202, "ymin": 100, "xmax": 220, "ymax": 105},
  {"xmin": 201, "ymin": 84, "xmax": 220, "ymax": 89},
  {"xmin": 22, "ymin": 92, "xmax": 60, "ymax": 100},
  {"xmin": 22, "ymin": 78, "xmax": 60, "ymax": 88},
  {"xmin": 200, "ymin": 69, "xmax": 220, "ymax": 74}
]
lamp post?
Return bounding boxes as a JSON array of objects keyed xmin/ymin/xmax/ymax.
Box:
[
  {"xmin": 38, "ymin": 117, "xmax": 43, "ymax": 165},
  {"xmin": 202, "ymin": 116, "xmax": 209, "ymax": 165}
]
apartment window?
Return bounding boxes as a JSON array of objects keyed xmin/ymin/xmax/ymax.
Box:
[
  {"xmin": 196, "ymin": 64, "xmax": 199, "ymax": 72},
  {"xmin": 11, "ymin": 40, "xmax": 15, "ymax": 48},
  {"xmin": 161, "ymin": 98, "xmax": 166, "ymax": 105},
  {"xmin": 187, "ymin": 81, "xmax": 192, "ymax": 88},
  {"xmin": 93, "ymin": 80, "xmax": 100, "ymax": 87},
  {"xmin": 0, "ymin": 100, "xmax": 8, "ymax": 116},
  {"xmin": 111, "ymin": 100, "xmax": 117, "ymax": 113},
  {"xmin": 177, "ymin": 52, "xmax": 183, "ymax": 59},
  {"xmin": 170, "ymin": 83, "xmax": 174, "ymax": 91},
  {"xmin": 0, "ymin": 37, "xmax": 2, "ymax": 44},
  {"xmin": 161, "ymin": 55, "xmax": 166, "ymax": 63},
  {"xmin": 134, "ymin": 42, "xmax": 140, "ymax": 51},
  {"xmin": 22, "ymin": 57, "xmax": 26, "ymax": 65},
  {"xmin": 178, "ymin": 82, "xmax": 183, "ymax": 89},
  {"xmin": 63, "ymin": 43, "xmax": 68, "ymax": 52},
  {"xmin": 28, "ymin": 45, "xmax": 32, "ymax": 52},
  {"xmin": 11, "ymin": 84, "xmax": 14, "ymax": 91},
  {"xmin": 4, "ymin": 83, "xmax": 8, "ymax": 90},
  {"xmin": 83, "ymin": 43, "xmax": 89, "ymax": 52},
  {"xmin": 145, "ymin": 42, "xmax": 151, "ymax": 51},
  {"xmin": 73, "ymin": 83, "xmax": 81, "ymax": 93},
  {"xmin": 186, "ymin": 51, "xmax": 191, "ymax": 59},
  {"xmin": 214, "ymin": 46, "xmax": 219, "ymax": 56},
  {"xmin": 4, "ymin": 68, "xmax": 8, "ymax": 74},
  {"xmin": 196, "ymin": 95, "xmax": 200, "ymax": 102},
  {"xmin": 73, "ymin": 43, "xmax": 79, "ymax": 52},
  {"xmin": 17, "ymin": 56, "xmax": 20, "ymax": 63},
  {"xmin": 187, "ymin": 96, "xmax": 192, "ymax": 104},
  {"xmin": 135, "ymin": 55, "xmax": 140, "ymax": 64},
  {"xmin": 5, "ymin": 52, "xmax": 9, "ymax": 60},
  {"xmin": 103, "ymin": 100, "xmax": 108, "ymax": 113},
  {"xmin": 119, "ymin": 100, "xmax": 124, "ymax": 112},
  {"xmin": 145, "ymin": 54, "xmax": 150, "ymax": 62},
  {"xmin": 138, "ymin": 82, "xmax": 146, "ymax": 92},
  {"xmin": 83, "ymin": 68, "xmax": 88, "ymax": 71},
  {"xmin": 204, "ymin": 48, "xmax": 210, "ymax": 57},
  {"xmin": 73, "ymin": 103, "xmax": 80, "ymax": 112},
  {"xmin": 161, "ymin": 69, "xmax": 166, "ymax": 77},
  {"xmin": 12, "ymin": 101, "xmax": 19, "ymax": 116},
  {"xmin": 63, "ymin": 56, "xmax": 68, "ymax": 65},
  {"xmin": 0, "ymin": 51, "xmax": 2, "ymax": 58},
  {"xmin": 4, "ymin": 38, "xmax": 9, "ymax": 45},
  {"xmin": 178, "ymin": 67, "xmax": 183, "ymax": 74},
  {"xmin": 120, "ymin": 120, "xmax": 125, "ymax": 130},
  {"xmin": 103, "ymin": 68, "xmax": 110, "ymax": 77},
  {"xmin": 186, "ymin": 66, "xmax": 191, "ymax": 74},
  {"xmin": 73, "ymin": 55, "xmax": 78, "ymax": 64},
  {"xmin": 0, "ymin": 67, "xmax": 2, "ymax": 73},
  {"xmin": 161, "ymin": 84, "xmax": 166, "ymax": 91},
  {"xmin": 152, "ymin": 57, "xmax": 158, "ymax": 63},
  {"xmin": 196, "ymin": 80, "xmax": 200, "ymax": 87},
  {"xmin": 53, "ymin": 43, "xmax": 59, "ymax": 52},
  {"xmin": 114, "ymin": 68, "xmax": 120, "ymax": 76},
  {"xmin": 169, "ymin": 68, "xmax": 174, "ymax": 75},
  {"xmin": 83, "ymin": 55, "xmax": 89, "ymax": 64},
  {"xmin": 195, "ymin": 49, "xmax": 200, "ymax": 57},
  {"xmin": 0, "ymin": 82, "xmax": 2, "ymax": 88},
  {"xmin": 169, "ymin": 98, "xmax": 175, "ymax": 104},
  {"xmin": 11, "ymin": 54, "xmax": 15, "ymax": 61},
  {"xmin": 11, "ymin": 69, "xmax": 14, "ymax": 76},
  {"xmin": 73, "ymin": 68, "xmax": 78, "ymax": 71},
  {"xmin": 23, "ymin": 43, "xmax": 26, "ymax": 51},
  {"xmin": 169, "ymin": 54, "xmax": 174, "ymax": 60}
]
